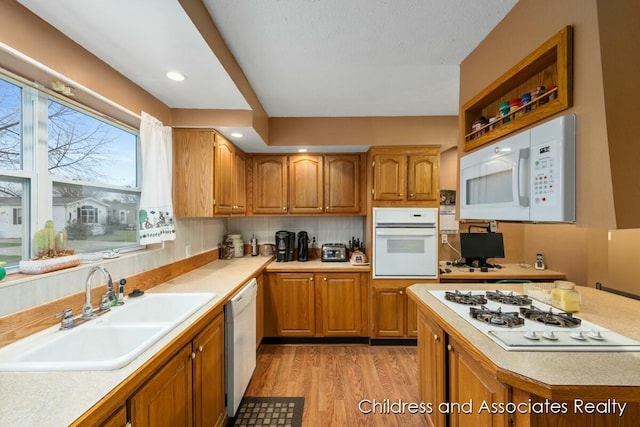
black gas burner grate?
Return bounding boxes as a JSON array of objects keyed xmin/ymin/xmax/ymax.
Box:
[
  {"xmin": 486, "ymin": 290, "xmax": 533, "ymax": 306},
  {"xmin": 519, "ymin": 306, "xmax": 582, "ymax": 328},
  {"xmin": 469, "ymin": 306, "xmax": 524, "ymax": 328},
  {"xmin": 445, "ymin": 290, "xmax": 488, "ymax": 305}
]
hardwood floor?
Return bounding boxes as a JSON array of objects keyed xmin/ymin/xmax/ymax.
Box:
[{"xmin": 244, "ymin": 344, "xmax": 429, "ymax": 426}]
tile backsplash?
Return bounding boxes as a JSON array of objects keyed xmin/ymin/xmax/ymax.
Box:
[{"xmin": 227, "ymin": 216, "xmax": 365, "ymax": 247}]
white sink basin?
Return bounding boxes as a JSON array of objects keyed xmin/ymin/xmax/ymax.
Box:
[
  {"xmin": 106, "ymin": 292, "xmax": 216, "ymax": 324},
  {"xmin": 0, "ymin": 292, "xmax": 217, "ymax": 372}
]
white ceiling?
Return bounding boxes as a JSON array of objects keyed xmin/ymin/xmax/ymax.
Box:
[{"xmin": 16, "ymin": 0, "xmax": 518, "ymax": 150}]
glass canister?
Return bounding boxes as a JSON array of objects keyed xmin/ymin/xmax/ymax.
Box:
[
  {"xmin": 227, "ymin": 234, "xmax": 244, "ymax": 258},
  {"xmin": 551, "ymin": 281, "xmax": 580, "ymax": 312}
]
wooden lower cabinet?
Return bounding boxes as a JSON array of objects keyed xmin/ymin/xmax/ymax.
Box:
[
  {"xmin": 130, "ymin": 344, "xmax": 194, "ymax": 427},
  {"xmin": 99, "ymin": 405, "xmax": 127, "ymax": 427},
  {"xmin": 447, "ymin": 336, "xmax": 510, "ymax": 427},
  {"xmin": 256, "ymin": 273, "xmax": 264, "ymax": 349},
  {"xmin": 129, "ymin": 311, "xmax": 225, "ymax": 427},
  {"xmin": 265, "ymin": 272, "xmax": 367, "ymax": 337},
  {"xmin": 372, "ymin": 285, "xmax": 418, "ymax": 338},
  {"xmin": 319, "ymin": 273, "xmax": 363, "ymax": 336},
  {"xmin": 267, "ymin": 273, "xmax": 316, "ymax": 336},
  {"xmin": 418, "ymin": 311, "xmax": 446, "ymax": 427}
]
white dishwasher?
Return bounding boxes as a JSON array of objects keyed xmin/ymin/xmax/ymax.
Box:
[{"xmin": 224, "ymin": 278, "xmax": 257, "ymax": 417}]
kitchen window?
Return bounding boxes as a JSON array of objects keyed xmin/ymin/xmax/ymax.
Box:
[{"xmin": 0, "ymin": 69, "xmax": 141, "ymax": 271}]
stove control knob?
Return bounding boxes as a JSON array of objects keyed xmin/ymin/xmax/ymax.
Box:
[
  {"xmin": 524, "ymin": 330, "xmax": 539, "ymax": 340},
  {"xmin": 569, "ymin": 331, "xmax": 587, "ymax": 341},
  {"xmin": 542, "ymin": 330, "xmax": 558, "ymax": 340},
  {"xmin": 588, "ymin": 330, "xmax": 605, "ymax": 341}
]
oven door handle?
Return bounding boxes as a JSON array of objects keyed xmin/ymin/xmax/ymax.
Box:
[{"xmin": 375, "ymin": 228, "xmax": 436, "ymax": 237}]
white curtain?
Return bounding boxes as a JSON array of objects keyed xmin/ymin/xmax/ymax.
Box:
[{"xmin": 138, "ymin": 111, "xmax": 175, "ymax": 244}]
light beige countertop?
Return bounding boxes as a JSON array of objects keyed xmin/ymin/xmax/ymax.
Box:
[
  {"xmin": 0, "ymin": 255, "xmax": 272, "ymax": 427},
  {"xmin": 439, "ymin": 263, "xmax": 566, "ymax": 281},
  {"xmin": 408, "ymin": 283, "xmax": 640, "ymax": 399},
  {"xmin": 266, "ymin": 258, "xmax": 371, "ymax": 272}
]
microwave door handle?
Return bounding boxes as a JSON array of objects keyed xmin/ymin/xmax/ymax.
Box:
[{"xmin": 518, "ymin": 148, "xmax": 530, "ymax": 207}]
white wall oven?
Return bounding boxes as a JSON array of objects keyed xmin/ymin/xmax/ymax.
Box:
[{"xmin": 373, "ymin": 208, "xmax": 438, "ymax": 279}]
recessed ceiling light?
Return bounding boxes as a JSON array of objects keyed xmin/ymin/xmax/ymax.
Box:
[
  {"xmin": 166, "ymin": 71, "xmax": 186, "ymax": 82},
  {"xmin": 230, "ymin": 132, "xmax": 243, "ymax": 138},
  {"xmin": 298, "ymin": 148, "xmax": 308, "ymax": 153}
]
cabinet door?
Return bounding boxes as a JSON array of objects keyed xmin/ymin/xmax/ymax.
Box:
[
  {"xmin": 407, "ymin": 152, "xmax": 439, "ymax": 202},
  {"xmin": 232, "ymin": 149, "xmax": 246, "ymax": 214},
  {"xmin": 319, "ymin": 273, "xmax": 362, "ymax": 336},
  {"xmin": 373, "ymin": 287, "xmax": 406, "ymax": 337},
  {"xmin": 373, "ymin": 154, "xmax": 406, "ymax": 201},
  {"xmin": 252, "ymin": 156, "xmax": 288, "ymax": 214},
  {"xmin": 173, "ymin": 129, "xmax": 215, "ymax": 217},
  {"xmin": 270, "ymin": 273, "xmax": 316, "ymax": 336},
  {"xmin": 406, "ymin": 295, "xmax": 418, "ymax": 337},
  {"xmin": 418, "ymin": 312, "xmax": 446, "ymax": 427},
  {"xmin": 98, "ymin": 405, "xmax": 127, "ymax": 427},
  {"xmin": 324, "ymin": 154, "xmax": 361, "ymax": 214},
  {"xmin": 289, "ymin": 155, "xmax": 323, "ymax": 214},
  {"xmin": 448, "ymin": 336, "xmax": 510, "ymax": 427},
  {"xmin": 193, "ymin": 313, "xmax": 225, "ymax": 427},
  {"xmin": 256, "ymin": 274, "xmax": 264, "ymax": 349},
  {"xmin": 214, "ymin": 135, "xmax": 234, "ymax": 215},
  {"xmin": 130, "ymin": 344, "xmax": 193, "ymax": 427}
]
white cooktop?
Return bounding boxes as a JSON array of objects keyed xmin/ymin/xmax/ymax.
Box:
[{"xmin": 429, "ymin": 290, "xmax": 640, "ymax": 352}]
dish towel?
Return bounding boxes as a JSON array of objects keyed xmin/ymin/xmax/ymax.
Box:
[{"xmin": 138, "ymin": 112, "xmax": 175, "ymax": 245}]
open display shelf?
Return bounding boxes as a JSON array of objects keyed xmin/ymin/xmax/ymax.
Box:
[{"xmin": 461, "ymin": 26, "xmax": 573, "ymax": 152}]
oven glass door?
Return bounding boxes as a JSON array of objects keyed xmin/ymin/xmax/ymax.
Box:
[{"xmin": 374, "ymin": 227, "xmax": 437, "ymax": 278}]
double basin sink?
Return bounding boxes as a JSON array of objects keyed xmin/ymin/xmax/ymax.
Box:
[{"xmin": 0, "ymin": 292, "xmax": 217, "ymax": 372}]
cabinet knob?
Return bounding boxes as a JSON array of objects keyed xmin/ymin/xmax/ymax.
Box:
[
  {"xmin": 323, "ymin": 277, "xmax": 327, "ymax": 281},
  {"xmin": 310, "ymin": 277, "xmax": 314, "ymax": 281},
  {"xmin": 319, "ymin": 207, "xmax": 323, "ymax": 210},
  {"xmin": 399, "ymin": 193, "xmax": 404, "ymax": 196},
  {"xmin": 434, "ymin": 334, "xmax": 439, "ymax": 341},
  {"xmin": 282, "ymin": 206, "xmax": 286, "ymax": 210},
  {"xmin": 198, "ymin": 345, "xmax": 204, "ymax": 352},
  {"xmin": 399, "ymin": 290, "xmax": 404, "ymax": 295},
  {"xmin": 447, "ymin": 344, "xmax": 452, "ymax": 352},
  {"xmin": 410, "ymin": 193, "xmax": 414, "ymax": 197},
  {"xmin": 190, "ymin": 352, "xmax": 196, "ymax": 360}
]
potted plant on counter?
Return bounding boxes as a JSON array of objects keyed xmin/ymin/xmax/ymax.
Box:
[{"xmin": 18, "ymin": 220, "xmax": 81, "ymax": 274}]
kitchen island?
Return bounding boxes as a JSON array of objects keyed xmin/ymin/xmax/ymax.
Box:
[{"xmin": 408, "ymin": 283, "xmax": 640, "ymax": 427}]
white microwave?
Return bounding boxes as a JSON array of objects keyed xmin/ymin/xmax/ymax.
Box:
[{"xmin": 460, "ymin": 114, "xmax": 575, "ymax": 222}]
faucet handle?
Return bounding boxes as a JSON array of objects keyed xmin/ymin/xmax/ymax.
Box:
[
  {"xmin": 55, "ymin": 308, "xmax": 75, "ymax": 330},
  {"xmin": 99, "ymin": 294, "xmax": 111, "ymax": 312},
  {"xmin": 117, "ymin": 278, "xmax": 127, "ymax": 305}
]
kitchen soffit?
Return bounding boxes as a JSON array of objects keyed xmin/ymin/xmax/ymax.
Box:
[{"xmin": 15, "ymin": 0, "xmax": 517, "ymax": 151}]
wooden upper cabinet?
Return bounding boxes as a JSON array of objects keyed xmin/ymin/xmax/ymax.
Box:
[
  {"xmin": 372, "ymin": 153, "xmax": 406, "ymax": 201},
  {"xmin": 173, "ymin": 129, "xmax": 215, "ymax": 217},
  {"xmin": 252, "ymin": 155, "xmax": 288, "ymax": 214},
  {"xmin": 289, "ymin": 155, "xmax": 323, "ymax": 214},
  {"xmin": 173, "ymin": 129, "xmax": 246, "ymax": 217},
  {"xmin": 214, "ymin": 135, "xmax": 234, "ymax": 215},
  {"xmin": 232, "ymin": 149, "xmax": 246, "ymax": 214},
  {"xmin": 324, "ymin": 154, "xmax": 362, "ymax": 214},
  {"xmin": 407, "ymin": 152, "xmax": 439, "ymax": 202},
  {"xmin": 371, "ymin": 147, "xmax": 440, "ymax": 207}
]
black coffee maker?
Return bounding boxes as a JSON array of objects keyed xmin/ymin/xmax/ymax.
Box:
[
  {"xmin": 275, "ymin": 230, "xmax": 289, "ymax": 262},
  {"xmin": 297, "ymin": 231, "xmax": 309, "ymax": 262}
]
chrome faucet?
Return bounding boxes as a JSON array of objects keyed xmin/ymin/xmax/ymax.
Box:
[{"xmin": 82, "ymin": 265, "xmax": 114, "ymax": 318}]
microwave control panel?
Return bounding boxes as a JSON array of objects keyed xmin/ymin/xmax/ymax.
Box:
[{"xmin": 531, "ymin": 140, "xmax": 559, "ymax": 205}]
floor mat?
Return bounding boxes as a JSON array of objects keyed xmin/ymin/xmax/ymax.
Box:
[{"xmin": 230, "ymin": 396, "xmax": 304, "ymax": 427}]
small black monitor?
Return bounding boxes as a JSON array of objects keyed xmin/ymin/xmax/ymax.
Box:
[{"xmin": 460, "ymin": 232, "xmax": 505, "ymax": 268}]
